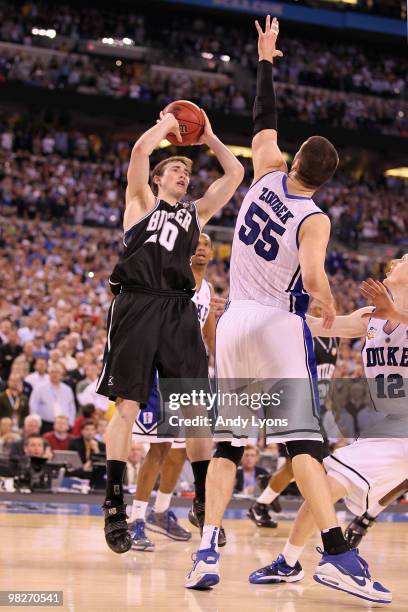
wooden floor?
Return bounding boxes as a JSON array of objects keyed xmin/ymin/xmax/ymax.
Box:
[{"xmin": 0, "ymin": 513, "xmax": 406, "ymax": 611}]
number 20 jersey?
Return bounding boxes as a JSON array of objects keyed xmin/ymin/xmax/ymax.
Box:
[
  {"xmin": 110, "ymin": 198, "xmax": 200, "ymax": 294},
  {"xmin": 229, "ymin": 171, "xmax": 324, "ymax": 316},
  {"xmin": 363, "ymin": 316, "xmax": 408, "ymax": 416}
]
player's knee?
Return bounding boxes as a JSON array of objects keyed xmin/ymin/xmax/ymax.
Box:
[
  {"xmin": 213, "ymin": 442, "xmax": 244, "ymax": 466},
  {"xmin": 115, "ymin": 398, "xmax": 140, "ymax": 423},
  {"xmin": 285, "ymin": 440, "xmax": 325, "ymax": 463},
  {"xmin": 147, "ymin": 442, "xmax": 171, "ymax": 465}
]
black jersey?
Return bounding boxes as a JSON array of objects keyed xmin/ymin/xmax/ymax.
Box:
[
  {"xmin": 110, "ymin": 199, "xmax": 200, "ymax": 295},
  {"xmin": 314, "ymin": 336, "xmax": 339, "ymax": 409}
]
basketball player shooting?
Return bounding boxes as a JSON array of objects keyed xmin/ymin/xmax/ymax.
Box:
[
  {"xmin": 96, "ymin": 107, "xmax": 244, "ymax": 553},
  {"xmin": 186, "ymin": 16, "xmax": 385, "ymax": 600}
]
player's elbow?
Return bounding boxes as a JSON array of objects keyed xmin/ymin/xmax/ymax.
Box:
[
  {"xmin": 231, "ymin": 161, "xmax": 245, "ymax": 184},
  {"xmin": 302, "ymin": 274, "xmax": 322, "ymax": 295}
]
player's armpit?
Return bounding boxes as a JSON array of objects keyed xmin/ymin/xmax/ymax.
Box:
[
  {"xmin": 251, "ymin": 130, "xmax": 287, "ymax": 183},
  {"xmin": 306, "ymin": 307, "xmax": 374, "ymax": 338}
]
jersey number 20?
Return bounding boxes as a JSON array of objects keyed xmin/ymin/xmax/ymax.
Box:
[{"xmin": 239, "ymin": 202, "xmax": 286, "ymax": 261}]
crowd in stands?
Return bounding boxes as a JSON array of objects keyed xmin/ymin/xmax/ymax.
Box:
[
  {"xmin": 1, "ymin": 116, "xmax": 407, "ymax": 245},
  {"xmin": 1, "ymin": 49, "xmax": 406, "ymax": 136},
  {"xmin": 0, "ymin": 2, "xmax": 407, "ymax": 136},
  {"xmin": 0, "ymin": 213, "xmax": 395, "ymax": 491}
]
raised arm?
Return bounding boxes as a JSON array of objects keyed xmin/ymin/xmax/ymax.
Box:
[
  {"xmin": 298, "ymin": 214, "xmax": 336, "ymax": 328},
  {"xmin": 252, "ymin": 16, "xmax": 286, "ymax": 183},
  {"xmin": 307, "ymin": 307, "xmax": 373, "ymax": 338},
  {"xmin": 124, "ymin": 113, "xmax": 182, "ymax": 230},
  {"xmin": 195, "ymin": 111, "xmax": 244, "ymax": 227}
]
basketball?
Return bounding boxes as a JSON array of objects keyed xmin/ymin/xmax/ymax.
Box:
[{"xmin": 163, "ymin": 100, "xmax": 205, "ymax": 145}]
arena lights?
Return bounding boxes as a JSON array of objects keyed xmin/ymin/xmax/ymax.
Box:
[
  {"xmin": 385, "ymin": 167, "xmax": 408, "ymax": 179},
  {"xmin": 201, "ymin": 52, "xmax": 214, "ymax": 60},
  {"xmin": 220, "ymin": 55, "xmax": 230, "ymax": 62},
  {"xmin": 88, "ymin": 271, "xmax": 95, "ymax": 278},
  {"xmin": 31, "ymin": 28, "xmax": 56, "ymax": 39},
  {"xmin": 101, "ymin": 37, "xmax": 134, "ymax": 46}
]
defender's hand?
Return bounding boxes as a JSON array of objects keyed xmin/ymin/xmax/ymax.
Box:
[
  {"xmin": 255, "ymin": 15, "xmax": 283, "ymax": 63},
  {"xmin": 210, "ymin": 295, "xmax": 227, "ymax": 316}
]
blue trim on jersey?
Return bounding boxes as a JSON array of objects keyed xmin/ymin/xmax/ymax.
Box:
[
  {"xmin": 290, "ymin": 273, "xmax": 310, "ymax": 317},
  {"xmin": 282, "ymin": 175, "xmax": 311, "ymax": 200},
  {"xmin": 302, "ymin": 319, "xmax": 321, "ymax": 419},
  {"xmin": 295, "ymin": 211, "xmax": 325, "ymax": 248}
]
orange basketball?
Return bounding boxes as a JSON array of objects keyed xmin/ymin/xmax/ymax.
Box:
[{"xmin": 163, "ymin": 100, "xmax": 205, "ymax": 146}]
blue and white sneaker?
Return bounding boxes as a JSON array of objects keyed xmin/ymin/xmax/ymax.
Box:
[
  {"xmin": 185, "ymin": 548, "xmax": 220, "ymax": 590},
  {"xmin": 129, "ymin": 519, "xmax": 155, "ymax": 552},
  {"xmin": 313, "ymin": 547, "xmax": 392, "ymax": 604},
  {"xmin": 249, "ymin": 554, "xmax": 304, "ymax": 584}
]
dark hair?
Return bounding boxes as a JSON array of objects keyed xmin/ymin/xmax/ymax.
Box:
[
  {"xmin": 296, "ymin": 136, "xmax": 339, "ymax": 189},
  {"xmin": 82, "ymin": 404, "xmax": 95, "ymax": 418},
  {"xmin": 81, "ymin": 418, "xmax": 96, "ymax": 431},
  {"xmin": 150, "ymin": 156, "xmax": 192, "ymax": 195},
  {"xmin": 24, "ymin": 433, "xmax": 44, "ymax": 444}
]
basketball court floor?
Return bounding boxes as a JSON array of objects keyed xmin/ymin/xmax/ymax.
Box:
[{"xmin": 0, "ymin": 503, "xmax": 407, "ymax": 611}]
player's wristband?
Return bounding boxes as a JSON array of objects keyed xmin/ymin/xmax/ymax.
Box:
[{"xmin": 253, "ymin": 59, "xmax": 277, "ymax": 136}]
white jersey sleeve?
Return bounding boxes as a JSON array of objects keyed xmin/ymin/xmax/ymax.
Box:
[
  {"xmin": 192, "ymin": 278, "xmax": 211, "ymax": 329},
  {"xmin": 229, "ymin": 171, "xmax": 325, "ymax": 315}
]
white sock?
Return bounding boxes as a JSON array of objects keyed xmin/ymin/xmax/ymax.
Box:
[
  {"xmin": 154, "ymin": 491, "xmax": 172, "ymax": 514},
  {"xmin": 199, "ymin": 525, "xmax": 219, "ymax": 552},
  {"xmin": 257, "ymin": 486, "xmax": 280, "ymax": 505},
  {"xmin": 366, "ymin": 502, "xmax": 384, "ymax": 519},
  {"xmin": 282, "ymin": 541, "xmax": 304, "ymax": 567},
  {"xmin": 130, "ymin": 500, "xmax": 148, "ymax": 522}
]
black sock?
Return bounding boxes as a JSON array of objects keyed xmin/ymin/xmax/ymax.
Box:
[
  {"xmin": 321, "ymin": 526, "xmax": 349, "ymax": 555},
  {"xmin": 105, "ymin": 460, "xmax": 126, "ymax": 506},
  {"xmin": 191, "ymin": 460, "xmax": 210, "ymax": 504}
]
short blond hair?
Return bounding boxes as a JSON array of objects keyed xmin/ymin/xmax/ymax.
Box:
[{"xmin": 150, "ymin": 156, "xmax": 193, "ymax": 195}]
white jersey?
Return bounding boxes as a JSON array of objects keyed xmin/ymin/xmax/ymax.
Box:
[
  {"xmin": 363, "ymin": 316, "xmax": 408, "ymax": 417},
  {"xmin": 192, "ymin": 278, "xmax": 211, "ymax": 329},
  {"xmin": 230, "ymin": 171, "xmax": 324, "ymax": 315}
]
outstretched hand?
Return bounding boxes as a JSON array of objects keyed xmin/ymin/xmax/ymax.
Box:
[
  {"xmin": 255, "ymin": 15, "xmax": 283, "ymax": 63},
  {"xmin": 360, "ymin": 278, "xmax": 397, "ymax": 320}
]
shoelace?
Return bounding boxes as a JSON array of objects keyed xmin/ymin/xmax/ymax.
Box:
[
  {"xmin": 134, "ymin": 522, "xmax": 146, "ymax": 538},
  {"xmin": 354, "ymin": 549, "xmax": 371, "ymax": 580},
  {"xmin": 166, "ymin": 510, "xmax": 178, "ymax": 526},
  {"xmin": 316, "ymin": 546, "xmax": 371, "ymax": 580}
]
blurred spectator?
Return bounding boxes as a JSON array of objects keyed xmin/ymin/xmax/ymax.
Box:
[
  {"xmin": 23, "ymin": 433, "xmax": 50, "ymax": 459},
  {"xmin": 71, "ymin": 404, "xmax": 96, "ymax": 437},
  {"xmin": 126, "ymin": 440, "xmax": 146, "ymax": 486},
  {"xmin": 0, "ymin": 416, "xmax": 20, "ymax": 454},
  {"xmin": 234, "ymin": 445, "xmax": 269, "ymax": 496},
  {"xmin": 29, "ymin": 362, "xmax": 76, "ymax": 431},
  {"xmin": 0, "ymin": 328, "xmax": 22, "ymax": 380},
  {"xmin": 0, "ymin": 372, "xmax": 29, "ymax": 428},
  {"xmin": 24, "ymin": 357, "xmax": 49, "ymax": 391},
  {"xmin": 77, "ymin": 363, "xmax": 109, "ymax": 412},
  {"xmin": 69, "ymin": 418, "xmax": 105, "ymax": 471},
  {"xmin": 43, "ymin": 414, "xmax": 74, "ymax": 451},
  {"xmin": 95, "ymin": 416, "xmax": 108, "ymax": 444},
  {"xmin": 8, "ymin": 414, "xmax": 47, "ymax": 461}
]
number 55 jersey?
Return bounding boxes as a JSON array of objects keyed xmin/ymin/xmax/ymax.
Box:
[{"xmin": 229, "ymin": 171, "xmax": 324, "ymax": 316}]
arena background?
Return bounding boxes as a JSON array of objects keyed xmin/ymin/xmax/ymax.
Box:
[{"xmin": 0, "ymin": 0, "xmax": 407, "ymax": 610}]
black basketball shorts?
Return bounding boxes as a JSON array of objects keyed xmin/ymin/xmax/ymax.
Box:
[{"xmin": 96, "ymin": 288, "xmax": 209, "ymax": 404}]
